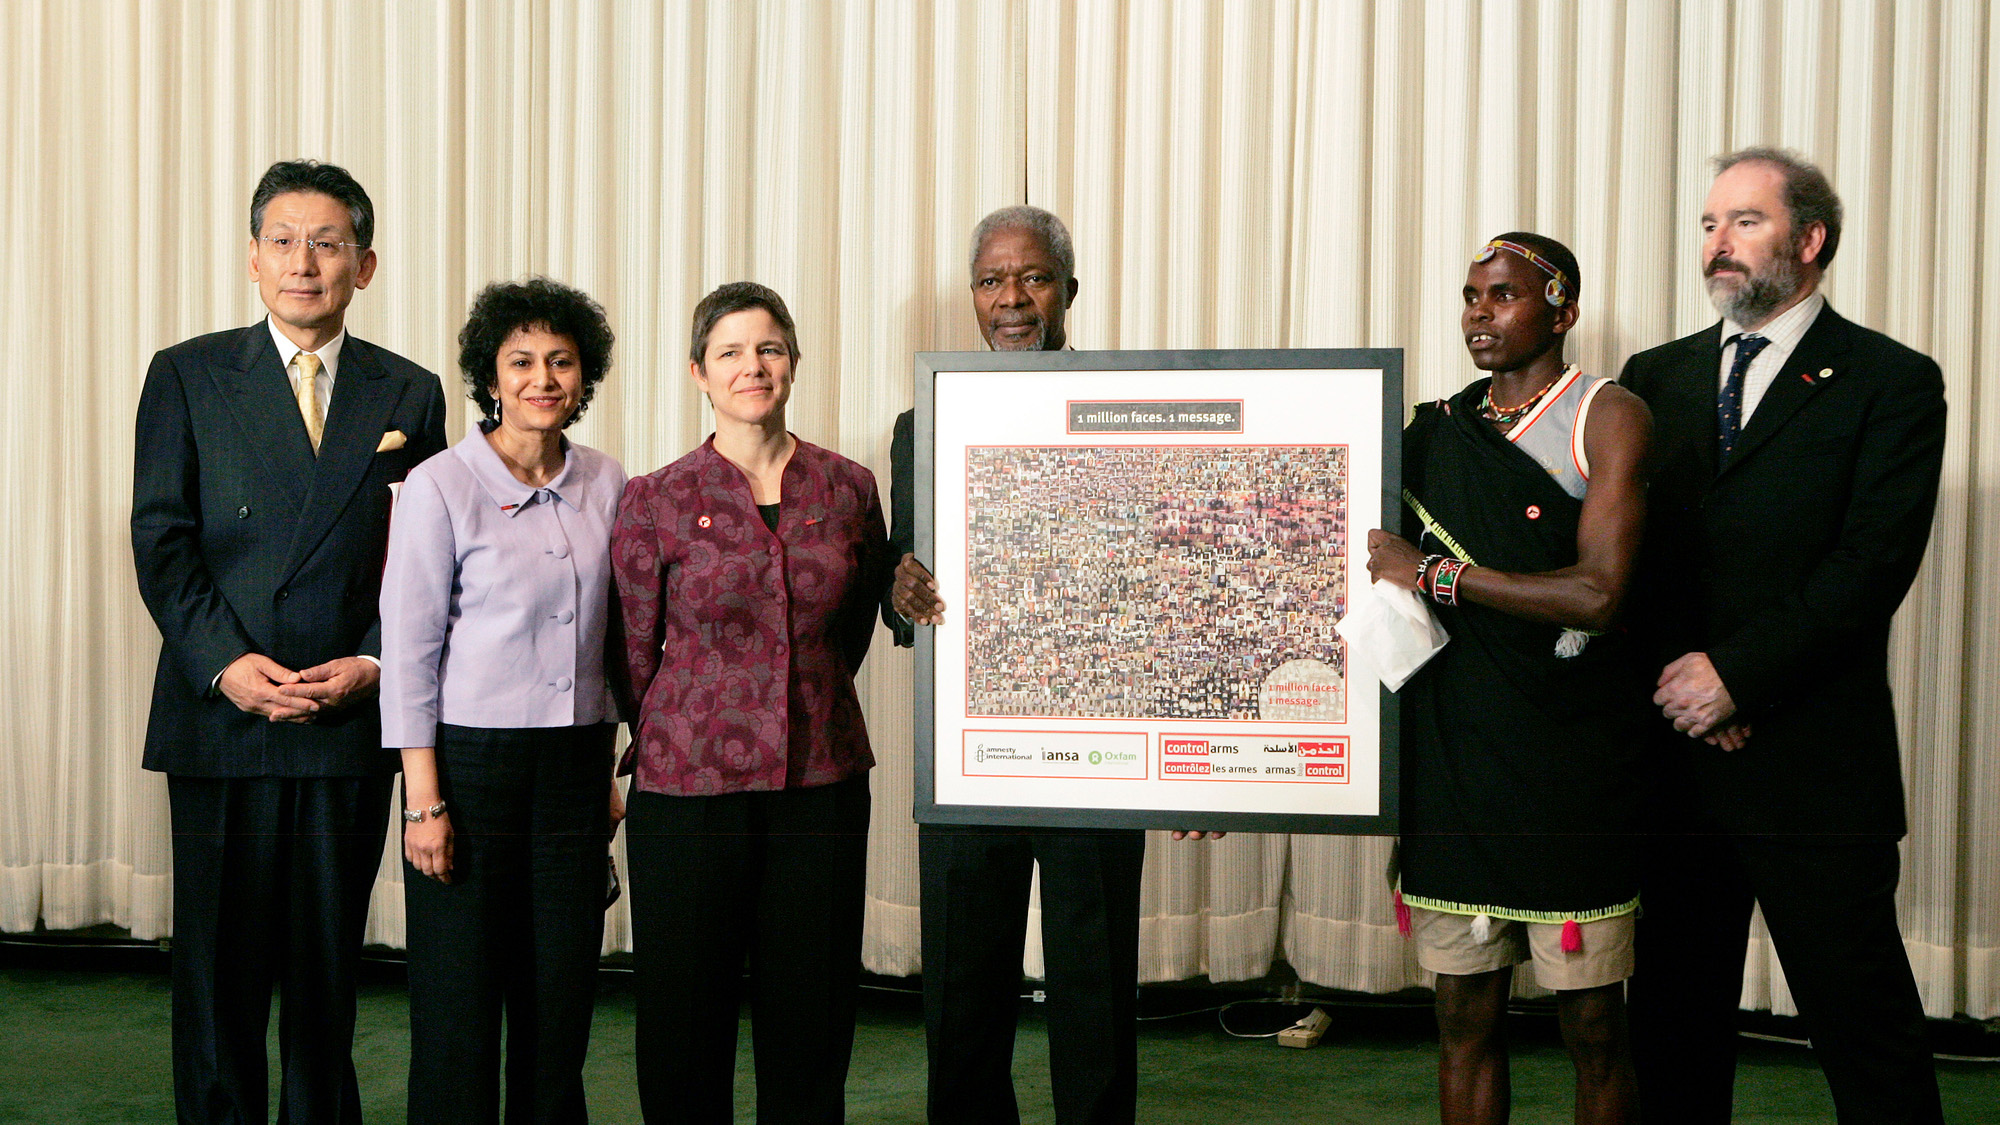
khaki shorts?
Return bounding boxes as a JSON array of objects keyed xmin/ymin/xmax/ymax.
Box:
[{"xmin": 1409, "ymin": 906, "xmax": 1635, "ymax": 991}]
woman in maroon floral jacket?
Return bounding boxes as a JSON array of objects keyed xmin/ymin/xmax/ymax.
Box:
[{"xmin": 611, "ymin": 281, "xmax": 891, "ymax": 1124}]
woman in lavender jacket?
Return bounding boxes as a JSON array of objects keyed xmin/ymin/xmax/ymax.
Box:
[{"xmin": 379, "ymin": 278, "xmax": 625, "ymax": 1125}]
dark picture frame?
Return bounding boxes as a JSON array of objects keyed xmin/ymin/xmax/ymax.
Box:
[{"xmin": 912, "ymin": 348, "xmax": 1403, "ymax": 834}]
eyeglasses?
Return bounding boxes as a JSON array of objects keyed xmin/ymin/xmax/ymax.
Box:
[{"xmin": 257, "ymin": 235, "xmax": 361, "ymax": 258}]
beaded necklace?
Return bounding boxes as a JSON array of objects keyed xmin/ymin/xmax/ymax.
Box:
[{"xmin": 1479, "ymin": 364, "xmax": 1576, "ymax": 425}]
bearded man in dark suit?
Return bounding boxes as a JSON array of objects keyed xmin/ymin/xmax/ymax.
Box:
[
  {"xmin": 1620, "ymin": 147, "xmax": 1946, "ymax": 1124},
  {"xmin": 131, "ymin": 159, "xmax": 447, "ymax": 1125}
]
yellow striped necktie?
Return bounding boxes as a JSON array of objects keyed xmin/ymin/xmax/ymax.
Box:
[{"xmin": 295, "ymin": 351, "xmax": 324, "ymax": 454}]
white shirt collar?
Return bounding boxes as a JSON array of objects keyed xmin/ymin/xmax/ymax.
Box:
[
  {"xmin": 1720, "ymin": 289, "xmax": 1825, "ymax": 352},
  {"xmin": 267, "ymin": 314, "xmax": 348, "ymax": 382}
]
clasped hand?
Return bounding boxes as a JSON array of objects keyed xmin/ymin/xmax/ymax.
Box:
[
  {"xmin": 219, "ymin": 653, "xmax": 380, "ymax": 723},
  {"xmin": 1654, "ymin": 653, "xmax": 1753, "ymax": 751}
]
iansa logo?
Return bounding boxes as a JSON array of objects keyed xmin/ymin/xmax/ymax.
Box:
[{"xmin": 1162, "ymin": 738, "xmax": 1209, "ymax": 757}]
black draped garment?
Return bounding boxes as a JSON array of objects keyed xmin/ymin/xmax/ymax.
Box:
[{"xmin": 1396, "ymin": 380, "xmax": 1648, "ymax": 922}]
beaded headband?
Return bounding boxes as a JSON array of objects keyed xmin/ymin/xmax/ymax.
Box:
[{"xmin": 1471, "ymin": 238, "xmax": 1572, "ymax": 307}]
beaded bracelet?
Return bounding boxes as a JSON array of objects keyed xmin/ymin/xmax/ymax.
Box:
[
  {"xmin": 1431, "ymin": 559, "xmax": 1468, "ymax": 606},
  {"xmin": 1417, "ymin": 554, "xmax": 1444, "ymax": 596}
]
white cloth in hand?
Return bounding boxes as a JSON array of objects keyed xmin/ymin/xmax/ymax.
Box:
[{"xmin": 1335, "ymin": 580, "xmax": 1448, "ymax": 692}]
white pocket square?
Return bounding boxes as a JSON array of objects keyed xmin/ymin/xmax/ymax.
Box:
[{"xmin": 376, "ymin": 429, "xmax": 407, "ymax": 452}]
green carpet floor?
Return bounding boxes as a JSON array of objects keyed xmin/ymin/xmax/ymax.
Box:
[{"xmin": 3, "ymin": 958, "xmax": 1996, "ymax": 1123}]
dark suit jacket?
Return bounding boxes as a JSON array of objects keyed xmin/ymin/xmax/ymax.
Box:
[
  {"xmin": 880, "ymin": 407, "xmax": 918, "ymax": 647},
  {"xmin": 132, "ymin": 322, "xmax": 448, "ymax": 778},
  {"xmin": 1620, "ymin": 304, "xmax": 1945, "ymax": 837}
]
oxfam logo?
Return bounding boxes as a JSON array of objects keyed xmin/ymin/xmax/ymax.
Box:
[{"xmin": 1088, "ymin": 751, "xmax": 1102, "ymax": 765}]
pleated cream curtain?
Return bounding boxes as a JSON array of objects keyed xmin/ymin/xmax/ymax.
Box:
[{"xmin": 3, "ymin": 0, "xmax": 1995, "ymax": 1020}]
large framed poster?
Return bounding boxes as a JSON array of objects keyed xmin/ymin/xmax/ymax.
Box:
[{"xmin": 912, "ymin": 349, "xmax": 1402, "ymax": 833}]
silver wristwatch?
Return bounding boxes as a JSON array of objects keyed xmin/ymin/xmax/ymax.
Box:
[{"xmin": 402, "ymin": 800, "xmax": 447, "ymax": 824}]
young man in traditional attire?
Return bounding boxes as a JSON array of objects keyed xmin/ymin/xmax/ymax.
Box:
[{"xmin": 1366, "ymin": 233, "xmax": 1652, "ymax": 1125}]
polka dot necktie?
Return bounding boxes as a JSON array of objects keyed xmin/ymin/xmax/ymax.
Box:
[
  {"xmin": 295, "ymin": 352, "xmax": 324, "ymax": 455},
  {"xmin": 1716, "ymin": 333, "xmax": 1770, "ymax": 464}
]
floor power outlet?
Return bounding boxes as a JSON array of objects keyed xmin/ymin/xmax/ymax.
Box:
[{"xmin": 1276, "ymin": 1006, "xmax": 1332, "ymax": 1049}]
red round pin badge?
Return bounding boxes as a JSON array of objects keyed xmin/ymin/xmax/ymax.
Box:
[
  {"xmin": 1525, "ymin": 505, "xmax": 1542, "ymax": 520},
  {"xmin": 698, "ymin": 515, "xmax": 712, "ymax": 528}
]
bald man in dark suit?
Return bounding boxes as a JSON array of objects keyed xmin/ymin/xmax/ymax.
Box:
[{"xmin": 886, "ymin": 206, "xmax": 1147, "ymax": 1125}]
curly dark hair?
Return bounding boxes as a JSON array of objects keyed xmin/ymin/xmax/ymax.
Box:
[{"xmin": 458, "ymin": 277, "xmax": 615, "ymax": 428}]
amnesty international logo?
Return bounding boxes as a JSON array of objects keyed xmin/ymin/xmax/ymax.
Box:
[{"xmin": 965, "ymin": 734, "xmax": 1142, "ymax": 776}]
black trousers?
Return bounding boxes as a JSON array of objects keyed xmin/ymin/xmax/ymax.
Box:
[
  {"xmin": 1630, "ymin": 829, "xmax": 1943, "ymax": 1124},
  {"xmin": 624, "ymin": 774, "xmax": 871, "ymax": 1125},
  {"xmin": 167, "ymin": 772, "xmax": 393, "ymax": 1125},
  {"xmin": 404, "ymin": 724, "xmax": 613, "ymax": 1125},
  {"xmin": 920, "ymin": 824, "xmax": 1146, "ymax": 1125}
]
